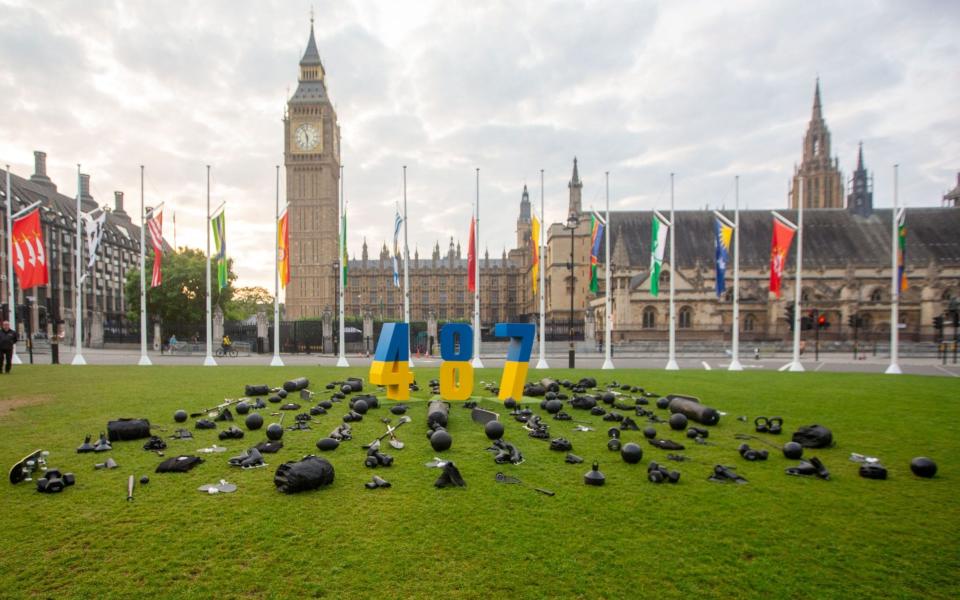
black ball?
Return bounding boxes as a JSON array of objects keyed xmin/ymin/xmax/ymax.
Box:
[
  {"xmin": 668, "ymin": 413, "xmax": 688, "ymax": 431},
  {"xmin": 316, "ymin": 437, "xmax": 339, "ymax": 451},
  {"xmin": 245, "ymin": 413, "xmax": 264, "ymax": 431},
  {"xmin": 353, "ymin": 399, "xmax": 369, "ymax": 415},
  {"xmin": 173, "ymin": 410, "xmax": 187, "ymax": 423},
  {"xmin": 266, "ymin": 423, "xmax": 284, "ymax": 441},
  {"xmin": 430, "ymin": 430, "xmax": 452, "ymax": 452},
  {"xmin": 341, "ymin": 384, "xmax": 352, "ymax": 394},
  {"xmin": 643, "ymin": 426, "xmax": 657, "ymax": 439},
  {"xmin": 277, "ymin": 390, "xmax": 287, "ymax": 399},
  {"xmin": 545, "ymin": 399, "xmax": 563, "ymax": 414},
  {"xmin": 268, "ymin": 395, "xmax": 281, "ymax": 404},
  {"xmin": 656, "ymin": 397, "xmax": 670, "ymax": 410},
  {"xmin": 910, "ymin": 457, "xmax": 937, "ymax": 478},
  {"xmin": 602, "ymin": 392, "xmax": 616, "ymax": 405},
  {"xmin": 390, "ymin": 404, "xmax": 407, "ymax": 415},
  {"xmin": 139, "ymin": 476, "xmax": 149, "ymax": 485},
  {"xmin": 607, "ymin": 438, "xmax": 621, "ymax": 452},
  {"xmin": 485, "ymin": 420, "xmax": 505, "ymax": 440},
  {"xmin": 235, "ymin": 401, "xmax": 250, "ymax": 415},
  {"xmin": 621, "ymin": 442, "xmax": 643, "ymax": 464},
  {"xmin": 783, "ymin": 441, "xmax": 804, "ymax": 460},
  {"xmin": 504, "ymin": 397, "xmax": 517, "ymax": 409}
]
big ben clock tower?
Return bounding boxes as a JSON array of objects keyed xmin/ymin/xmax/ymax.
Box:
[{"xmin": 284, "ymin": 18, "xmax": 341, "ymax": 319}]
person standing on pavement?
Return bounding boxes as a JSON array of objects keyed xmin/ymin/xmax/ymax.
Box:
[{"xmin": 0, "ymin": 320, "xmax": 19, "ymax": 374}]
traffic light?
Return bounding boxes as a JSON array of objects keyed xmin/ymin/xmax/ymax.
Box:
[
  {"xmin": 785, "ymin": 303, "xmax": 796, "ymax": 331},
  {"xmin": 933, "ymin": 315, "xmax": 944, "ymax": 331},
  {"xmin": 817, "ymin": 314, "xmax": 828, "ymax": 329}
]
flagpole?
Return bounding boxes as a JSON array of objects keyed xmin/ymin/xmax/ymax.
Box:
[
  {"xmin": 138, "ymin": 165, "xmax": 151, "ymax": 365},
  {"xmin": 665, "ymin": 173, "xmax": 679, "ymax": 370},
  {"xmin": 4, "ymin": 164, "xmax": 22, "ymax": 365},
  {"xmin": 788, "ymin": 178, "xmax": 805, "ymax": 372},
  {"xmin": 535, "ymin": 168, "xmax": 549, "ymax": 369},
  {"xmin": 602, "ymin": 171, "xmax": 614, "ymax": 370},
  {"xmin": 336, "ymin": 164, "xmax": 348, "ymax": 367},
  {"xmin": 472, "ymin": 168, "xmax": 484, "ymax": 369},
  {"xmin": 271, "ymin": 165, "xmax": 284, "ymax": 367},
  {"xmin": 886, "ymin": 164, "xmax": 902, "ymax": 374},
  {"xmin": 403, "ymin": 165, "xmax": 413, "ymax": 368},
  {"xmin": 729, "ymin": 176, "xmax": 743, "ymax": 371},
  {"xmin": 71, "ymin": 164, "xmax": 86, "ymax": 365},
  {"xmin": 203, "ymin": 165, "xmax": 216, "ymax": 366}
]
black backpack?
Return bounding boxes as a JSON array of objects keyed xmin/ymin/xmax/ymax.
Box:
[
  {"xmin": 274, "ymin": 455, "xmax": 335, "ymax": 494},
  {"xmin": 792, "ymin": 425, "xmax": 833, "ymax": 448}
]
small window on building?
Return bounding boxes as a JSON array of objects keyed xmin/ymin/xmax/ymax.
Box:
[
  {"xmin": 642, "ymin": 306, "xmax": 656, "ymax": 329},
  {"xmin": 743, "ymin": 314, "xmax": 756, "ymax": 332},
  {"xmin": 679, "ymin": 306, "xmax": 693, "ymax": 329}
]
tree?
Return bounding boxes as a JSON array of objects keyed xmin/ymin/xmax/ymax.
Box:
[
  {"xmin": 125, "ymin": 248, "xmax": 236, "ymax": 326},
  {"xmin": 227, "ymin": 286, "xmax": 274, "ymax": 321}
]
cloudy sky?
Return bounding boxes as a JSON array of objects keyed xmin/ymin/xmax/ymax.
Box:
[{"xmin": 1, "ymin": 0, "xmax": 957, "ymax": 289}]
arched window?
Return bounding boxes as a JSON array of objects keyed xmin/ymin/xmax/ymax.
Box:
[
  {"xmin": 642, "ymin": 306, "xmax": 656, "ymax": 329},
  {"xmin": 743, "ymin": 313, "xmax": 756, "ymax": 332},
  {"xmin": 870, "ymin": 288, "xmax": 883, "ymax": 303},
  {"xmin": 678, "ymin": 306, "xmax": 693, "ymax": 329}
]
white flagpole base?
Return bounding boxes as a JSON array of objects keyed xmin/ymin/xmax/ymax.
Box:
[
  {"xmin": 665, "ymin": 358, "xmax": 679, "ymax": 371},
  {"xmin": 408, "ymin": 358, "xmax": 414, "ymax": 368},
  {"xmin": 71, "ymin": 353, "xmax": 87, "ymax": 366},
  {"xmin": 787, "ymin": 361, "xmax": 805, "ymax": 372},
  {"xmin": 138, "ymin": 354, "xmax": 152, "ymax": 366},
  {"xmin": 535, "ymin": 358, "xmax": 550, "ymax": 370},
  {"xmin": 336, "ymin": 355, "xmax": 349, "ymax": 367},
  {"xmin": 884, "ymin": 363, "xmax": 902, "ymax": 375},
  {"xmin": 12, "ymin": 352, "xmax": 22, "ymax": 365},
  {"xmin": 601, "ymin": 358, "xmax": 615, "ymax": 370},
  {"xmin": 270, "ymin": 354, "xmax": 285, "ymax": 367},
  {"xmin": 203, "ymin": 355, "xmax": 217, "ymax": 366},
  {"xmin": 471, "ymin": 356, "xmax": 484, "ymax": 368},
  {"xmin": 728, "ymin": 359, "xmax": 743, "ymax": 372}
]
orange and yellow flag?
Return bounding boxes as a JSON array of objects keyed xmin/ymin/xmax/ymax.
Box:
[
  {"xmin": 278, "ymin": 210, "xmax": 290, "ymax": 288},
  {"xmin": 531, "ymin": 215, "xmax": 540, "ymax": 294}
]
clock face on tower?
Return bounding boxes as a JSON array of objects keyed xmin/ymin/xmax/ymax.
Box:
[{"xmin": 295, "ymin": 123, "xmax": 320, "ymax": 151}]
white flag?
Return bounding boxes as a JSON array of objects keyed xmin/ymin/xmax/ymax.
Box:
[
  {"xmin": 84, "ymin": 212, "xmax": 107, "ymax": 270},
  {"xmin": 392, "ymin": 210, "xmax": 403, "ymax": 287}
]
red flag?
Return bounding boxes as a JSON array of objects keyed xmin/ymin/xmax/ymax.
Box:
[
  {"xmin": 769, "ymin": 217, "xmax": 796, "ymax": 298},
  {"xmin": 467, "ymin": 216, "xmax": 476, "ymax": 293},
  {"xmin": 12, "ymin": 209, "xmax": 48, "ymax": 289},
  {"xmin": 147, "ymin": 210, "xmax": 163, "ymax": 287}
]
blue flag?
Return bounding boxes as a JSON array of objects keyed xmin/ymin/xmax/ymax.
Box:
[{"xmin": 714, "ymin": 217, "xmax": 732, "ymax": 297}]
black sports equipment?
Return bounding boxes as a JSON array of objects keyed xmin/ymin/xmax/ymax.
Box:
[
  {"xmin": 565, "ymin": 453, "xmax": 584, "ymax": 464},
  {"xmin": 792, "ymin": 425, "xmax": 833, "ymax": 448},
  {"xmin": 430, "ymin": 429, "xmax": 452, "ymax": 452},
  {"xmin": 607, "ymin": 427, "xmax": 620, "ymax": 439},
  {"xmin": 282, "ymin": 378, "xmax": 310, "ymax": 392},
  {"xmin": 647, "ymin": 461, "xmax": 681, "ymax": 484},
  {"xmin": 353, "ymin": 399, "xmax": 369, "ymax": 415},
  {"xmin": 235, "ymin": 401, "xmax": 250, "ymax": 415},
  {"xmin": 708, "ymin": 465, "xmax": 747, "ymax": 484},
  {"xmin": 549, "ymin": 438, "xmax": 572, "ymax": 452},
  {"xmin": 143, "ymin": 437, "xmax": 167, "ymax": 451},
  {"xmin": 10, "ymin": 450, "xmax": 49, "ymax": 484},
  {"xmin": 590, "ymin": 406, "xmax": 606, "ymax": 416},
  {"xmin": 495, "ymin": 472, "xmax": 555, "ymax": 496},
  {"xmin": 607, "ymin": 438, "xmax": 621, "ymax": 452},
  {"xmin": 656, "ymin": 397, "xmax": 670, "ymax": 410},
  {"xmin": 785, "ymin": 456, "xmax": 830, "ymax": 480},
  {"xmin": 621, "ymin": 442, "xmax": 643, "ymax": 464},
  {"xmin": 485, "ymin": 420, "xmax": 505, "ymax": 440},
  {"xmin": 390, "ymin": 404, "xmax": 408, "ymax": 415},
  {"xmin": 316, "ymin": 437, "xmax": 340, "ymax": 451},
  {"xmin": 489, "ymin": 439, "xmax": 523, "ymax": 465},
  {"xmin": 434, "ymin": 461, "xmax": 466, "ymax": 488},
  {"xmin": 155, "ymin": 455, "xmax": 203, "ymax": 473},
  {"xmin": 268, "ymin": 395, "xmax": 282, "ymax": 404},
  {"xmin": 218, "ymin": 426, "xmax": 244, "ymax": 441},
  {"xmin": 266, "ymin": 423, "xmax": 284, "ymax": 441},
  {"xmin": 274, "ymin": 455, "xmax": 335, "ymax": 493},
  {"xmin": 77, "ymin": 436, "xmax": 95, "ymax": 453},
  {"xmin": 245, "ymin": 413, "xmax": 264, "ymax": 431},
  {"xmin": 910, "ymin": 457, "xmax": 937, "ymax": 478},
  {"xmin": 427, "ymin": 401, "xmax": 450, "ymax": 428},
  {"xmin": 738, "ymin": 443, "xmax": 768, "ymax": 461},
  {"xmin": 783, "ymin": 441, "xmax": 804, "ymax": 460},
  {"xmin": 667, "ymin": 395, "xmax": 720, "ymax": 426},
  {"xmin": 859, "ymin": 464, "xmax": 888, "ymax": 480},
  {"xmin": 174, "ymin": 410, "xmax": 188, "ymax": 423},
  {"xmin": 139, "ymin": 475, "xmax": 149, "ymax": 485},
  {"xmin": 643, "ymin": 426, "xmax": 657, "ymax": 440},
  {"xmin": 245, "ymin": 384, "xmax": 271, "ymax": 397},
  {"xmin": 668, "ymin": 413, "xmax": 688, "ymax": 431},
  {"xmin": 648, "ymin": 439, "xmax": 685, "ymax": 450},
  {"xmin": 107, "ymin": 419, "xmax": 151, "ymax": 442},
  {"xmin": 686, "ymin": 427, "xmax": 709, "ymax": 439},
  {"xmin": 584, "ymin": 462, "xmax": 605, "ymax": 486},
  {"xmin": 194, "ymin": 419, "xmax": 215, "ymax": 430},
  {"xmin": 504, "ymin": 397, "xmax": 517, "ymax": 409},
  {"xmin": 544, "ymin": 399, "xmax": 563, "ymax": 414},
  {"xmin": 35, "ymin": 468, "xmax": 76, "ymax": 493}
]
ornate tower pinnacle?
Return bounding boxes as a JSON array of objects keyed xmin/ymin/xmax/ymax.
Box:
[
  {"xmin": 568, "ymin": 157, "xmax": 583, "ymax": 216},
  {"xmin": 789, "ymin": 80, "xmax": 844, "ymax": 209}
]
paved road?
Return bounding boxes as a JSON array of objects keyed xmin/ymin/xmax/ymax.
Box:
[{"xmin": 15, "ymin": 347, "xmax": 960, "ymax": 377}]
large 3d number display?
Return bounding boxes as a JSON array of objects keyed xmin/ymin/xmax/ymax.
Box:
[
  {"xmin": 368, "ymin": 322, "xmax": 414, "ymax": 400},
  {"xmin": 368, "ymin": 322, "xmax": 534, "ymax": 402}
]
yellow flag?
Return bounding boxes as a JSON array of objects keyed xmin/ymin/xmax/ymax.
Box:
[{"xmin": 531, "ymin": 215, "xmax": 540, "ymax": 294}]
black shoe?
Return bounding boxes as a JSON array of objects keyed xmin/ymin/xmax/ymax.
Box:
[
  {"xmin": 77, "ymin": 435, "xmax": 95, "ymax": 453},
  {"xmin": 620, "ymin": 417, "xmax": 640, "ymax": 431},
  {"xmin": 565, "ymin": 453, "xmax": 584, "ymax": 464},
  {"xmin": 434, "ymin": 462, "xmax": 466, "ymax": 488},
  {"xmin": 809, "ymin": 456, "xmax": 830, "ymax": 480},
  {"xmin": 785, "ymin": 460, "xmax": 818, "ymax": 477}
]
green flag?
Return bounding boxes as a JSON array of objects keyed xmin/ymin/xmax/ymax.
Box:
[
  {"xmin": 341, "ymin": 212, "xmax": 348, "ymax": 287},
  {"xmin": 649, "ymin": 213, "xmax": 669, "ymax": 296},
  {"xmin": 211, "ymin": 210, "xmax": 227, "ymax": 290}
]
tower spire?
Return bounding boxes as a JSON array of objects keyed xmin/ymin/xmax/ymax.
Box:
[
  {"xmin": 857, "ymin": 141, "xmax": 864, "ymax": 170},
  {"xmin": 812, "ymin": 77, "xmax": 822, "ymax": 121}
]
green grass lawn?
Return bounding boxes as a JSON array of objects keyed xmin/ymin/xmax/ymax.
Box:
[{"xmin": 1, "ymin": 365, "xmax": 958, "ymax": 599}]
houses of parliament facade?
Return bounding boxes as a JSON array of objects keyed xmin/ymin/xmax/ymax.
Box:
[{"xmin": 284, "ymin": 25, "xmax": 960, "ymax": 343}]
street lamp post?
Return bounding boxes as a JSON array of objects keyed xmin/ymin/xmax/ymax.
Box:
[{"xmin": 564, "ymin": 214, "xmax": 579, "ymax": 368}]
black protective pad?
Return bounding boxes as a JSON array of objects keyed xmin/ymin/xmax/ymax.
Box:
[
  {"xmin": 666, "ymin": 395, "xmax": 720, "ymax": 426},
  {"xmin": 792, "ymin": 425, "xmax": 833, "ymax": 448},
  {"xmin": 107, "ymin": 419, "xmax": 152, "ymax": 442},
  {"xmin": 254, "ymin": 440, "xmax": 284, "ymax": 453},
  {"xmin": 282, "ymin": 378, "xmax": 310, "ymax": 392},
  {"xmin": 245, "ymin": 384, "xmax": 271, "ymax": 397},
  {"xmin": 274, "ymin": 455, "xmax": 335, "ymax": 493},
  {"xmin": 155, "ymin": 455, "xmax": 203, "ymax": 473}
]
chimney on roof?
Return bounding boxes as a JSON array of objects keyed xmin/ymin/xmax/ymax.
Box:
[
  {"xmin": 113, "ymin": 191, "xmax": 128, "ymax": 218},
  {"xmin": 30, "ymin": 150, "xmax": 55, "ymax": 190},
  {"xmin": 79, "ymin": 174, "xmax": 97, "ymax": 210}
]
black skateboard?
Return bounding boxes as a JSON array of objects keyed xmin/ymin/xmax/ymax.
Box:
[{"xmin": 10, "ymin": 450, "xmax": 49, "ymax": 484}]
